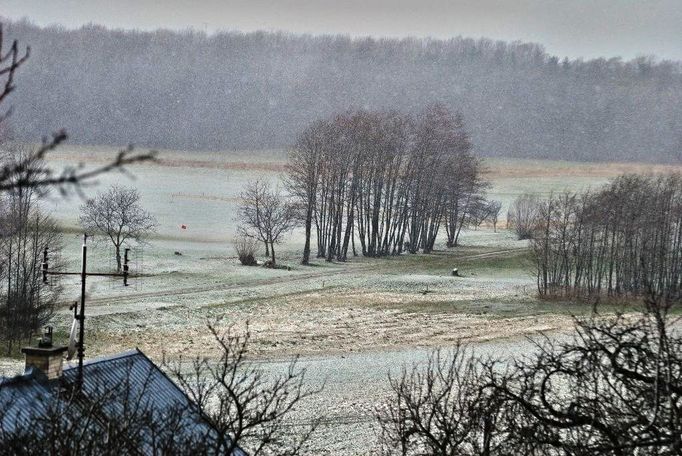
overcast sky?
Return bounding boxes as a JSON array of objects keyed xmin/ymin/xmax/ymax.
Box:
[{"xmin": 2, "ymin": 0, "xmax": 681, "ymax": 61}]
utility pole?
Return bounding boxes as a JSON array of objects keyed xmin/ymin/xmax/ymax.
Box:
[
  {"xmin": 78, "ymin": 233, "xmax": 87, "ymax": 385},
  {"xmin": 42, "ymin": 234, "xmax": 133, "ymax": 388}
]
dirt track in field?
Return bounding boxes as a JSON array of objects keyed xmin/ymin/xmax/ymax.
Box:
[
  {"xmin": 69, "ymin": 247, "xmax": 577, "ymax": 363},
  {"xmin": 71, "ymin": 248, "xmax": 525, "ymax": 310}
]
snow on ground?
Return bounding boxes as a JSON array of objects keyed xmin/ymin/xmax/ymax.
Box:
[
  {"xmin": 4, "ymin": 148, "xmax": 665, "ymax": 453},
  {"xmin": 258, "ymin": 334, "xmax": 572, "ymax": 454}
]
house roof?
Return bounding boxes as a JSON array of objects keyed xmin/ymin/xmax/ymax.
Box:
[{"xmin": 0, "ymin": 349, "xmax": 246, "ymax": 455}]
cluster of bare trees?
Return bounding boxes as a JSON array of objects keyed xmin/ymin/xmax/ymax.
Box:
[
  {"xmin": 527, "ymin": 174, "xmax": 682, "ymax": 299},
  {"xmin": 377, "ymin": 293, "xmax": 682, "ymax": 455},
  {"xmin": 0, "ymin": 185, "xmax": 62, "ymax": 354},
  {"xmin": 288, "ymin": 105, "xmax": 493, "ymax": 264}
]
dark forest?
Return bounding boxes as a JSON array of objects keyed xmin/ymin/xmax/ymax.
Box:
[{"xmin": 3, "ymin": 19, "xmax": 682, "ymax": 163}]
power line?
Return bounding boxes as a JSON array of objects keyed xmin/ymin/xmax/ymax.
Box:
[{"xmin": 41, "ymin": 233, "xmax": 135, "ymax": 388}]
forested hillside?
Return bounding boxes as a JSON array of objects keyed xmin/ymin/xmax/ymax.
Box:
[{"xmin": 4, "ymin": 19, "xmax": 682, "ymax": 163}]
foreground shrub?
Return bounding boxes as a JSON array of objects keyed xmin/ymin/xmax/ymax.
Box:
[
  {"xmin": 378, "ymin": 293, "xmax": 682, "ymax": 455},
  {"xmin": 507, "ymin": 192, "xmax": 541, "ymax": 240},
  {"xmin": 233, "ymin": 234, "xmax": 258, "ymax": 266}
]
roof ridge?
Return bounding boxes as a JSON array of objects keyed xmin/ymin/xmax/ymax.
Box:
[{"xmin": 64, "ymin": 348, "xmax": 142, "ymax": 371}]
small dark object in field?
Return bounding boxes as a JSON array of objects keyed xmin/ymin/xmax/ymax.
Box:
[
  {"xmin": 174, "ymin": 251, "xmax": 182, "ymax": 256},
  {"xmin": 263, "ymin": 261, "xmax": 291, "ymax": 270},
  {"xmin": 451, "ymin": 268, "xmax": 462, "ymax": 277}
]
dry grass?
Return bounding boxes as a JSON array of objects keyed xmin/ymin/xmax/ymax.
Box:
[
  {"xmin": 169, "ymin": 192, "xmax": 240, "ymax": 203},
  {"xmin": 91, "ymin": 288, "xmax": 576, "ymax": 362},
  {"xmin": 46, "ymin": 145, "xmax": 682, "ymax": 179},
  {"xmin": 485, "ymin": 158, "xmax": 682, "ymax": 179},
  {"xmin": 158, "ymin": 158, "xmax": 285, "ymax": 172}
]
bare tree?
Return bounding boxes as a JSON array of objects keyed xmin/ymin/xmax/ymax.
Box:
[
  {"xmin": 286, "ymin": 121, "xmax": 325, "ymax": 265},
  {"xmin": 465, "ymin": 195, "xmax": 492, "ymax": 230},
  {"xmin": 376, "ymin": 344, "xmax": 509, "ymax": 455},
  {"xmin": 238, "ymin": 181, "xmax": 296, "ymax": 266},
  {"xmin": 486, "ymin": 200, "xmax": 503, "ymax": 232},
  {"xmin": 378, "ymin": 289, "xmax": 682, "ymax": 455},
  {"xmin": 468, "ymin": 199, "xmax": 503, "ymax": 232},
  {"xmin": 167, "ymin": 323, "xmax": 321, "ymax": 455},
  {"xmin": 486, "ymin": 293, "xmax": 682, "ymax": 454},
  {"xmin": 79, "ymin": 185, "xmax": 157, "ymax": 271},
  {"xmin": 0, "ymin": 187, "xmax": 63, "ymax": 355}
]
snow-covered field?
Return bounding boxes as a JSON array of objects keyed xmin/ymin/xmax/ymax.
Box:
[
  {"xmin": 42, "ymin": 146, "xmax": 681, "ymax": 248},
  {"xmin": 4, "ymin": 146, "xmax": 680, "ymax": 453}
]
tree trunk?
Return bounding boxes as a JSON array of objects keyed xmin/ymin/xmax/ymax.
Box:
[
  {"xmin": 115, "ymin": 245, "xmax": 122, "ymax": 271},
  {"xmin": 352, "ymin": 223, "xmax": 357, "ymax": 256},
  {"xmin": 270, "ymin": 242, "xmax": 276, "ymax": 265},
  {"xmin": 340, "ymin": 203, "xmax": 354, "ymax": 261},
  {"xmin": 302, "ymin": 206, "xmax": 312, "ymax": 265}
]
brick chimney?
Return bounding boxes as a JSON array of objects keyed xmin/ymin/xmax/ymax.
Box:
[{"xmin": 21, "ymin": 327, "xmax": 67, "ymax": 380}]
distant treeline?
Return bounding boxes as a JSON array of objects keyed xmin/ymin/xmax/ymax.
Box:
[{"xmin": 4, "ymin": 20, "xmax": 682, "ymax": 163}]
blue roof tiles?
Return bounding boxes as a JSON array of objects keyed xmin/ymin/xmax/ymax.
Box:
[{"xmin": 0, "ymin": 349, "xmax": 245, "ymax": 455}]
